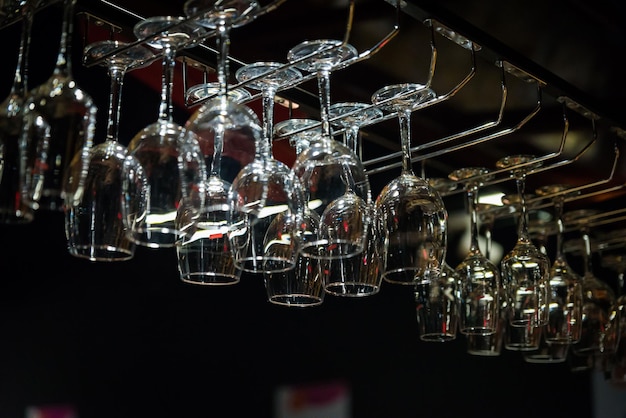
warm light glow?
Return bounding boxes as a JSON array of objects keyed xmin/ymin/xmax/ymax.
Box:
[
  {"xmin": 146, "ymin": 211, "xmax": 177, "ymax": 224},
  {"xmin": 478, "ymin": 192, "xmax": 505, "ymax": 206}
]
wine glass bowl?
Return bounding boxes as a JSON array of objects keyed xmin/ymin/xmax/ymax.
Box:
[
  {"xmin": 19, "ymin": 0, "xmax": 98, "ymax": 212},
  {"xmin": 448, "ymin": 167, "xmax": 500, "ymax": 336}
]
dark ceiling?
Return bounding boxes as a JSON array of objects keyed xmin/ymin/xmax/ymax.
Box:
[{"xmin": 2, "ymin": 0, "xmax": 625, "ymax": 239}]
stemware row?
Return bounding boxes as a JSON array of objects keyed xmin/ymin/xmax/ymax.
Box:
[{"xmin": 0, "ymin": 2, "xmax": 623, "ymax": 370}]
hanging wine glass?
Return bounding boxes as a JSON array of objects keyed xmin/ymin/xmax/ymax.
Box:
[
  {"xmin": 177, "ymin": 1, "xmax": 267, "ymax": 279},
  {"xmin": 496, "ymin": 154, "xmax": 550, "ymax": 351},
  {"xmin": 19, "ymin": 0, "xmax": 98, "ymax": 212},
  {"xmin": 288, "ymin": 39, "xmax": 371, "ymax": 260},
  {"xmin": 175, "ymin": 85, "xmax": 251, "ymax": 286},
  {"xmin": 465, "ymin": 202, "xmax": 506, "ymax": 356},
  {"xmin": 125, "ymin": 16, "xmax": 207, "ymax": 248},
  {"xmin": 62, "ymin": 41, "xmax": 154, "ymax": 262},
  {"xmin": 567, "ymin": 214, "xmax": 620, "ymax": 360},
  {"xmin": 320, "ymin": 101, "xmax": 383, "ymax": 296},
  {"xmin": 371, "ymin": 83, "xmax": 447, "ymax": 285},
  {"xmin": 602, "ymin": 254, "xmax": 626, "ymax": 386},
  {"xmin": 415, "ymin": 174, "xmax": 459, "ymax": 342},
  {"xmin": 227, "ymin": 61, "xmax": 306, "ymax": 273},
  {"xmin": 0, "ymin": 0, "xmax": 39, "ymax": 224},
  {"xmin": 263, "ymin": 118, "xmax": 325, "ymax": 307},
  {"xmin": 536, "ymin": 184, "xmax": 583, "ymax": 344},
  {"xmin": 448, "ymin": 167, "xmax": 500, "ymax": 336}
]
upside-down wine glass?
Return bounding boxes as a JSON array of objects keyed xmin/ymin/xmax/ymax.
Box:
[
  {"xmin": 288, "ymin": 39, "xmax": 371, "ymax": 260},
  {"xmin": 536, "ymin": 184, "xmax": 583, "ymax": 344},
  {"xmin": 569, "ymin": 215, "xmax": 620, "ymax": 362},
  {"xmin": 125, "ymin": 16, "xmax": 207, "ymax": 248},
  {"xmin": 263, "ymin": 118, "xmax": 325, "ymax": 306},
  {"xmin": 322, "ymin": 101, "xmax": 383, "ymax": 296},
  {"xmin": 414, "ymin": 174, "xmax": 459, "ymax": 342},
  {"xmin": 184, "ymin": 0, "xmax": 297, "ymax": 274},
  {"xmin": 63, "ymin": 41, "xmax": 154, "ymax": 261},
  {"xmin": 448, "ymin": 167, "xmax": 500, "ymax": 336},
  {"xmin": 176, "ymin": 85, "xmax": 251, "ymax": 285},
  {"xmin": 20, "ymin": 0, "xmax": 97, "ymax": 212},
  {"xmin": 178, "ymin": 1, "xmax": 265, "ymax": 279},
  {"xmin": 228, "ymin": 61, "xmax": 306, "ymax": 274},
  {"xmin": 602, "ymin": 253, "xmax": 626, "ymax": 386},
  {"xmin": 521, "ymin": 185, "xmax": 579, "ymax": 363},
  {"xmin": 372, "ymin": 83, "xmax": 447, "ymax": 285},
  {"xmin": 497, "ymin": 154, "xmax": 550, "ymax": 351},
  {"xmin": 0, "ymin": 0, "xmax": 38, "ymax": 223},
  {"xmin": 465, "ymin": 202, "xmax": 506, "ymax": 355}
]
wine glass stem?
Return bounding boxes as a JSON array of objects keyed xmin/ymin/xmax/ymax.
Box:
[
  {"xmin": 316, "ymin": 68, "xmax": 332, "ymax": 137},
  {"xmin": 467, "ymin": 184, "xmax": 480, "ymax": 253},
  {"xmin": 11, "ymin": 4, "xmax": 35, "ymax": 98},
  {"xmin": 158, "ymin": 45, "xmax": 176, "ymax": 122},
  {"xmin": 554, "ymin": 197, "xmax": 565, "ymax": 259},
  {"xmin": 398, "ymin": 108, "xmax": 413, "ymax": 175},
  {"xmin": 582, "ymin": 227, "xmax": 594, "ymax": 276},
  {"xmin": 106, "ymin": 67, "xmax": 125, "ymax": 142},
  {"xmin": 345, "ymin": 125, "xmax": 359, "ymax": 155},
  {"xmin": 515, "ymin": 175, "xmax": 530, "ymax": 242},
  {"xmin": 261, "ymin": 87, "xmax": 276, "ymax": 159},
  {"xmin": 54, "ymin": 0, "xmax": 76, "ymax": 76},
  {"xmin": 216, "ymin": 21, "xmax": 232, "ymax": 98},
  {"xmin": 210, "ymin": 125, "xmax": 224, "ymax": 178}
]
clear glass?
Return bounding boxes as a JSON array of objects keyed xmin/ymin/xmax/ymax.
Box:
[
  {"xmin": 466, "ymin": 202, "xmax": 506, "ymax": 355},
  {"xmin": 183, "ymin": 0, "xmax": 261, "ymax": 29},
  {"xmin": 177, "ymin": 1, "xmax": 260, "ymax": 281},
  {"xmin": 321, "ymin": 102, "xmax": 384, "ymax": 296},
  {"xmin": 228, "ymin": 61, "xmax": 307, "ymax": 273},
  {"xmin": 64, "ymin": 41, "xmax": 153, "ymax": 261},
  {"xmin": 415, "ymin": 261, "xmax": 459, "ymax": 342},
  {"xmin": 264, "ymin": 119, "xmax": 325, "ymax": 307},
  {"xmin": 570, "ymin": 223, "xmax": 620, "ymax": 357},
  {"xmin": 603, "ymin": 257, "xmax": 626, "ymax": 386},
  {"xmin": 175, "ymin": 85, "xmax": 251, "ymax": 285},
  {"xmin": 288, "ymin": 39, "xmax": 371, "ymax": 261},
  {"xmin": 497, "ymin": 155, "xmax": 550, "ymax": 351},
  {"xmin": 372, "ymin": 83, "xmax": 447, "ymax": 285},
  {"xmin": 0, "ymin": 0, "xmax": 36, "ymax": 224},
  {"xmin": 449, "ymin": 167, "xmax": 500, "ymax": 335},
  {"xmin": 537, "ymin": 184, "xmax": 583, "ymax": 344},
  {"xmin": 20, "ymin": 0, "xmax": 97, "ymax": 212},
  {"xmin": 125, "ymin": 16, "xmax": 207, "ymax": 248}
]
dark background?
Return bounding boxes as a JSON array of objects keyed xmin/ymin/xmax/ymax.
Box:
[{"xmin": 2, "ymin": 1, "xmax": 625, "ymax": 417}]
